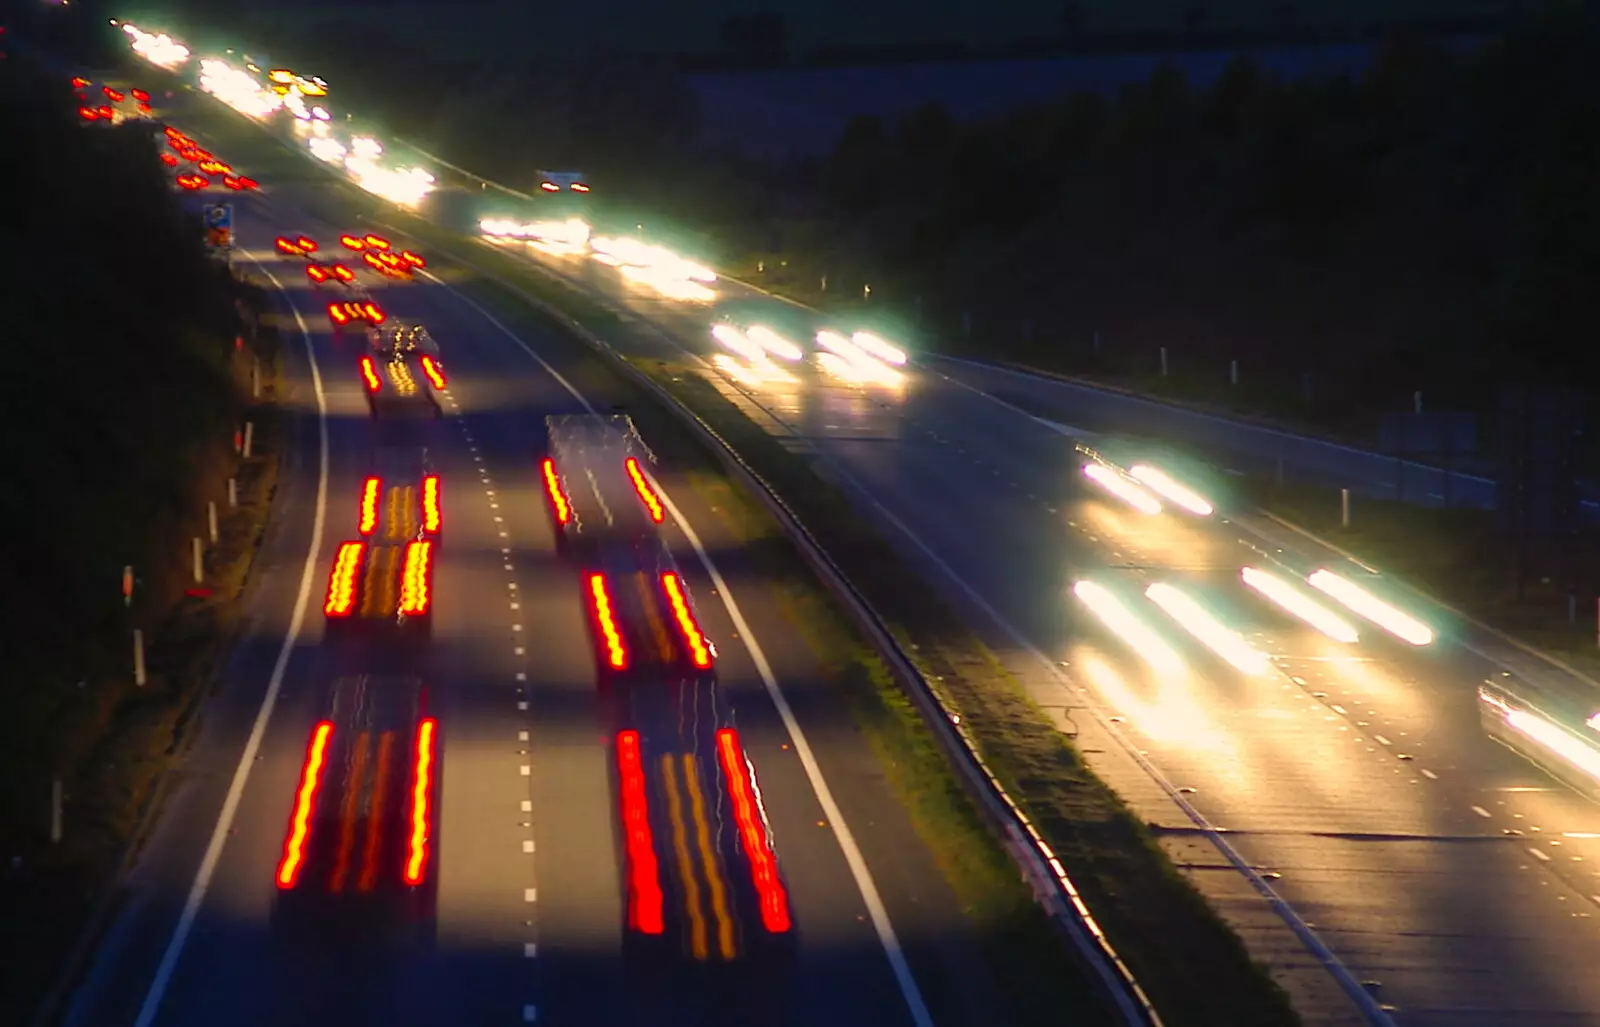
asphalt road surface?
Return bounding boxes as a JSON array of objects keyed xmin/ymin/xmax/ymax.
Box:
[
  {"xmin": 496, "ymin": 231, "xmax": 1600, "ymax": 1027},
  {"xmin": 58, "ymin": 99, "xmax": 1015, "ymax": 1027}
]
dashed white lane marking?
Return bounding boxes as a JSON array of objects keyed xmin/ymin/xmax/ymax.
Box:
[
  {"xmin": 523, "ymin": 840, "xmax": 536, "ymax": 854},
  {"xmin": 490, "ymin": 502, "xmax": 500, "ymax": 510},
  {"xmin": 1473, "ymin": 806, "xmax": 1493, "ymax": 818},
  {"xmin": 521, "ymin": 800, "xmax": 532, "ymax": 813},
  {"xmin": 494, "ymin": 515, "xmax": 504, "ymax": 522},
  {"xmin": 524, "ymin": 888, "xmax": 537, "ymax": 903},
  {"xmin": 514, "ymin": 646, "xmax": 525, "ymax": 656},
  {"xmin": 1374, "ymin": 735, "xmax": 1392, "ymax": 746},
  {"xmin": 524, "ymin": 943, "xmax": 537, "ymax": 958},
  {"xmin": 512, "ymin": 624, "xmax": 523, "ymax": 632},
  {"xmin": 500, "ymin": 530, "xmax": 509, "ymax": 538},
  {"xmin": 515, "ymin": 672, "xmax": 526, "ymax": 680},
  {"xmin": 1420, "ymin": 769, "xmax": 1438, "ymax": 779},
  {"xmin": 520, "ymin": 765, "xmax": 531, "ymax": 777},
  {"xmin": 504, "ymin": 563, "xmax": 514, "ymax": 571},
  {"xmin": 511, "ymin": 602, "xmax": 520, "ymax": 610},
  {"xmin": 518, "ymin": 730, "xmax": 529, "ymax": 742},
  {"xmin": 1531, "ymin": 848, "xmax": 1552, "ymax": 862},
  {"xmin": 517, "ymin": 701, "xmax": 528, "ymax": 711},
  {"xmin": 523, "ymin": 1004, "xmax": 537, "ymax": 1022},
  {"xmin": 508, "ymin": 583, "xmax": 518, "ymax": 591}
]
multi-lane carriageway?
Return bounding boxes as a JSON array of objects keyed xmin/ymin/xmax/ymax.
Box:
[
  {"xmin": 494, "ymin": 212, "xmax": 1600, "ymax": 1023},
  {"xmin": 58, "ymin": 99, "xmax": 1027, "ymax": 1027}
]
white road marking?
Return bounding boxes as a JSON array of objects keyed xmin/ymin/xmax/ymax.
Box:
[
  {"xmin": 1531, "ymin": 848, "xmax": 1552, "ymax": 862},
  {"xmin": 514, "ymin": 646, "xmax": 525, "ymax": 655},
  {"xmin": 1473, "ymin": 806, "xmax": 1492, "ymax": 818},
  {"xmin": 515, "ymin": 672, "xmax": 527, "ymax": 681},
  {"xmin": 512, "ymin": 624, "xmax": 523, "ymax": 632},
  {"xmin": 524, "ymin": 888, "xmax": 538, "ymax": 903},
  {"xmin": 523, "ymin": 943, "xmax": 537, "ymax": 958},
  {"xmin": 520, "ymin": 765, "xmax": 531, "ymax": 777},
  {"xmin": 517, "ymin": 701, "xmax": 528, "ymax": 711},
  {"xmin": 521, "ymin": 800, "xmax": 533, "ymax": 813},
  {"xmin": 523, "ymin": 840, "xmax": 535, "ymax": 854},
  {"xmin": 1421, "ymin": 769, "xmax": 1438, "ymax": 779},
  {"xmin": 132, "ymin": 266, "xmax": 329, "ymax": 1027},
  {"xmin": 518, "ymin": 731, "xmax": 530, "ymax": 742},
  {"xmin": 422, "ymin": 270, "xmax": 936, "ymax": 1027}
]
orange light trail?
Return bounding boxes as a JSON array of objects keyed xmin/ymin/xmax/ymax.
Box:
[
  {"xmin": 358, "ymin": 477, "xmax": 381, "ymax": 535},
  {"xmin": 616, "ymin": 730, "xmax": 665, "ymax": 934},
  {"xmin": 715, "ymin": 729, "xmax": 791, "ymax": 933},
  {"xmin": 542, "ymin": 458, "xmax": 570, "ymax": 525},
  {"xmin": 624, "ymin": 457, "xmax": 664, "ymax": 523},
  {"xmin": 420, "ymin": 355, "xmax": 446, "ymax": 390},
  {"xmin": 276, "ymin": 721, "xmax": 334, "ymax": 889},
  {"xmin": 588, "ymin": 573, "xmax": 627, "ymax": 669},
  {"xmin": 421, "ymin": 475, "xmax": 442, "ymax": 533},
  {"xmin": 323, "ymin": 541, "xmax": 364, "ymax": 616},
  {"xmin": 404, "ymin": 718, "xmax": 437, "ymax": 885},
  {"xmin": 340, "ymin": 234, "xmax": 366, "ymax": 250},
  {"xmin": 660, "ymin": 572, "xmax": 712, "ymax": 669},
  {"xmin": 359, "ymin": 355, "xmax": 381, "ymax": 392},
  {"xmin": 327, "ymin": 302, "xmax": 350, "ymax": 325},
  {"xmin": 398, "ymin": 540, "xmax": 433, "ymax": 616}
]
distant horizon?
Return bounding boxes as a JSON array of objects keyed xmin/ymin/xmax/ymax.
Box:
[{"xmin": 195, "ymin": 0, "xmax": 1537, "ymax": 61}]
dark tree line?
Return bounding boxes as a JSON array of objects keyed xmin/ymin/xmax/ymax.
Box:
[{"xmin": 798, "ymin": 7, "xmax": 1600, "ymax": 430}]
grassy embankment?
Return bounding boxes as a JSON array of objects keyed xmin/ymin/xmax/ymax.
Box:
[
  {"xmin": 176, "ymin": 71, "xmax": 1306, "ymax": 1023},
  {"xmin": 0, "ymin": 60, "xmax": 291, "ymax": 1023}
]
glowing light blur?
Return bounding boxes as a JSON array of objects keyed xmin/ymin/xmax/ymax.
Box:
[
  {"xmin": 850, "ymin": 331, "xmax": 907, "ymax": 366},
  {"xmin": 711, "ymin": 353, "xmax": 795, "ymax": 387},
  {"xmin": 1240, "ymin": 566, "xmax": 1359, "ymax": 643},
  {"xmin": 1484, "ymin": 688, "xmax": 1600, "ymax": 783},
  {"xmin": 1128, "ymin": 465, "xmax": 1213, "ymax": 516},
  {"xmin": 1306, "ymin": 569, "xmax": 1434, "ymax": 646},
  {"xmin": 1144, "ymin": 583, "xmax": 1270, "ymax": 676},
  {"xmin": 197, "ymin": 59, "xmax": 281, "ymax": 119},
  {"xmin": 711, "ymin": 324, "xmax": 764, "ymax": 362},
  {"xmin": 1072, "ymin": 580, "xmax": 1186, "ymax": 677},
  {"xmin": 122, "ymin": 25, "xmax": 190, "ymax": 69},
  {"xmin": 1083, "ymin": 463, "xmax": 1163, "ymax": 515},
  {"xmin": 744, "ymin": 325, "xmax": 802, "ymax": 361}
]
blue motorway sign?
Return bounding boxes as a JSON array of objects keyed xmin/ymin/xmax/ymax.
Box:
[{"xmin": 203, "ymin": 203, "xmax": 233, "ymax": 250}]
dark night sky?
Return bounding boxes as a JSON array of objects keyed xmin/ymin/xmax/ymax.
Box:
[{"xmin": 234, "ymin": 0, "xmax": 1531, "ymax": 59}]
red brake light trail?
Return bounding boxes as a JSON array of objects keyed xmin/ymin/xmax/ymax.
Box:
[
  {"xmin": 616, "ymin": 731, "xmax": 665, "ymax": 934},
  {"xmin": 660, "ymin": 572, "xmax": 713, "ymax": 669},
  {"xmin": 96, "ymin": 105, "xmax": 114, "ymax": 119},
  {"xmin": 421, "ymin": 475, "xmax": 441, "ymax": 534},
  {"xmin": 542, "ymin": 458, "xmax": 570, "ymax": 525},
  {"xmin": 275, "ymin": 236, "xmax": 301, "ymax": 255},
  {"xmin": 323, "ymin": 542, "xmax": 364, "ymax": 616},
  {"xmin": 78, "ymin": 107, "xmax": 98, "ymax": 121},
  {"xmin": 359, "ymin": 355, "xmax": 381, "ymax": 392},
  {"xmin": 364, "ymin": 234, "xmax": 391, "ymax": 250},
  {"xmin": 400, "ymin": 250, "xmax": 425, "ymax": 268},
  {"xmin": 132, "ymin": 89, "xmax": 149, "ymax": 102},
  {"xmin": 420, "ymin": 355, "xmax": 446, "ymax": 390},
  {"xmin": 624, "ymin": 457, "xmax": 664, "ymax": 523},
  {"xmin": 358, "ymin": 477, "xmax": 381, "ymax": 535},
  {"xmin": 330, "ymin": 264, "xmax": 354, "ymax": 282},
  {"xmin": 588, "ymin": 574, "xmax": 627, "ymax": 670},
  {"xmin": 103, "ymin": 87, "xmax": 124, "ymax": 102},
  {"xmin": 327, "ymin": 302, "xmax": 350, "ymax": 326},
  {"xmin": 276, "ymin": 721, "xmax": 334, "ymax": 889},
  {"xmin": 340, "ymin": 234, "xmax": 366, "ymax": 250},
  {"xmin": 363, "ymin": 303, "xmax": 386, "ymax": 325},
  {"xmin": 715, "ymin": 729, "xmax": 791, "ymax": 933},
  {"xmin": 570, "ymin": 183, "xmax": 590, "ymax": 192},
  {"xmin": 540, "ymin": 182, "xmax": 559, "ymax": 192},
  {"xmin": 306, "ymin": 264, "xmax": 329, "ymax": 283},
  {"xmin": 296, "ymin": 236, "xmax": 318, "ymax": 253},
  {"xmin": 159, "ymin": 152, "xmax": 178, "ymax": 166},
  {"xmin": 403, "ymin": 718, "xmax": 437, "ymax": 885},
  {"xmin": 398, "ymin": 540, "xmax": 433, "ymax": 616},
  {"xmin": 72, "ymin": 77, "xmax": 89, "ymax": 89}
]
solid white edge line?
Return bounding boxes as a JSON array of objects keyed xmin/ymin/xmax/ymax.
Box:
[
  {"xmin": 130, "ymin": 264, "xmax": 328, "ymax": 1027},
  {"xmin": 420, "ymin": 273, "xmax": 936, "ymax": 1027}
]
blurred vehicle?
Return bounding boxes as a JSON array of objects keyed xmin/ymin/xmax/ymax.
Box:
[
  {"xmin": 537, "ymin": 170, "xmax": 590, "ymax": 195},
  {"xmin": 1480, "ymin": 678, "xmax": 1600, "ymax": 804},
  {"xmin": 359, "ymin": 351, "xmax": 442, "ymax": 419},
  {"xmin": 271, "ymin": 675, "xmax": 438, "ymax": 946},
  {"xmin": 322, "ymin": 465, "xmax": 438, "ymax": 632},
  {"xmin": 267, "ymin": 68, "xmax": 295, "ymax": 95},
  {"xmin": 297, "ymin": 75, "xmax": 328, "ymax": 97},
  {"xmin": 541, "ymin": 414, "xmax": 663, "ymax": 560},
  {"xmin": 369, "ymin": 322, "xmax": 439, "ymax": 358}
]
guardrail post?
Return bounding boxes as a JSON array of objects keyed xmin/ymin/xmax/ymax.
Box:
[
  {"xmin": 192, "ymin": 537, "xmax": 203, "ymax": 583},
  {"xmin": 133, "ymin": 629, "xmax": 146, "ymax": 686},
  {"xmin": 1022, "ymin": 318, "xmax": 1033, "ymax": 342},
  {"xmin": 1341, "ymin": 488, "xmax": 1350, "ymax": 529},
  {"xmin": 1414, "ymin": 390, "xmax": 1423, "ymax": 414},
  {"xmin": 251, "ymin": 357, "xmax": 261, "ymax": 398},
  {"xmin": 51, "ymin": 778, "xmax": 62, "ymax": 844},
  {"xmin": 962, "ymin": 310, "xmax": 971, "ymax": 336},
  {"xmin": 1229, "ymin": 359, "xmax": 1238, "ymax": 386},
  {"xmin": 1093, "ymin": 330, "xmax": 1101, "ymax": 354},
  {"xmin": 208, "ymin": 501, "xmax": 219, "ymax": 544},
  {"xmin": 243, "ymin": 420, "xmax": 254, "ymax": 458},
  {"xmin": 228, "ymin": 477, "xmax": 237, "ymax": 509},
  {"xmin": 1301, "ymin": 372, "xmax": 1313, "ymax": 404},
  {"xmin": 1159, "ymin": 347, "xmax": 1168, "ymax": 377}
]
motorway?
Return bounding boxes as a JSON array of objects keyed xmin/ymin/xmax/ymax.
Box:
[
  {"xmin": 57, "ymin": 93, "xmax": 1019, "ymax": 1027},
  {"xmin": 480, "ymin": 228, "xmax": 1600, "ymax": 1025}
]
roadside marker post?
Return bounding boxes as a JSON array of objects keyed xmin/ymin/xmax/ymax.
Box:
[
  {"xmin": 51, "ymin": 778, "xmax": 62, "ymax": 844},
  {"xmin": 227, "ymin": 477, "xmax": 237, "ymax": 509},
  {"xmin": 1230, "ymin": 359, "xmax": 1239, "ymax": 386},
  {"xmin": 133, "ymin": 629, "xmax": 146, "ymax": 686},
  {"xmin": 243, "ymin": 421, "xmax": 254, "ymax": 458},
  {"xmin": 192, "ymin": 537, "xmax": 203, "ymax": 583},
  {"xmin": 1341, "ymin": 489, "xmax": 1350, "ymax": 529},
  {"xmin": 208, "ymin": 501, "xmax": 218, "ymax": 544}
]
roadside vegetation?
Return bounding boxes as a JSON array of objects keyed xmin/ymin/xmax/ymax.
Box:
[{"xmin": 0, "ymin": 52, "xmax": 285, "ymax": 1023}]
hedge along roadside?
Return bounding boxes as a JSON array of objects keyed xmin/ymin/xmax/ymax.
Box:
[
  {"xmin": 362, "ymin": 219, "xmax": 1160, "ymax": 1024},
  {"xmin": 20, "ymin": 288, "xmax": 288, "ymax": 1027}
]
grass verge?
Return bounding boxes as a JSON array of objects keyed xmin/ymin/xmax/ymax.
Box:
[
  {"xmin": 165, "ymin": 88, "xmax": 1299, "ymax": 1024},
  {"xmin": 1, "ymin": 302, "xmax": 286, "ymax": 1025},
  {"xmin": 1247, "ymin": 477, "xmax": 1600, "ymax": 680}
]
